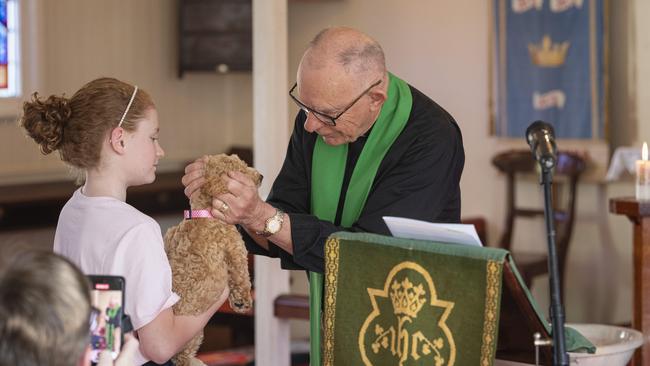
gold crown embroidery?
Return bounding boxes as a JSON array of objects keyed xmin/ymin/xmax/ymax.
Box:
[
  {"xmin": 390, "ymin": 278, "xmax": 426, "ymax": 318},
  {"xmin": 528, "ymin": 35, "xmax": 570, "ymax": 67},
  {"xmin": 359, "ymin": 262, "xmax": 456, "ymax": 366}
]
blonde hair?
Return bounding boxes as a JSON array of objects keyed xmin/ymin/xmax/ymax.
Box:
[
  {"xmin": 0, "ymin": 250, "xmax": 91, "ymax": 366},
  {"xmin": 20, "ymin": 77, "xmax": 154, "ymax": 169}
]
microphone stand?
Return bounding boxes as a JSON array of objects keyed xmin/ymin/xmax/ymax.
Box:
[{"xmin": 540, "ymin": 165, "xmax": 569, "ymax": 366}]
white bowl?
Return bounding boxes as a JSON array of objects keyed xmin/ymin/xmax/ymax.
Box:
[
  {"xmin": 495, "ymin": 323, "xmax": 643, "ymax": 366},
  {"xmin": 567, "ymin": 323, "xmax": 643, "ymax": 365}
]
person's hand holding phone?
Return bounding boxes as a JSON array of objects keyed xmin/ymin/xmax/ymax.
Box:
[{"xmin": 97, "ymin": 333, "xmax": 139, "ymax": 366}]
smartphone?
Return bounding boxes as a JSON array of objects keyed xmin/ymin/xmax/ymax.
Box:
[{"xmin": 87, "ymin": 275, "xmax": 125, "ymax": 363}]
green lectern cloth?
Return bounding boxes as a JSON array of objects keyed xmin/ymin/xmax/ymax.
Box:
[
  {"xmin": 322, "ymin": 232, "xmax": 595, "ymax": 365},
  {"xmin": 323, "ymin": 232, "xmax": 507, "ymax": 366}
]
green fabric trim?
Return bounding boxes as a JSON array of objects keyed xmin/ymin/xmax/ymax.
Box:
[
  {"xmin": 340, "ymin": 73, "xmax": 412, "ymax": 226},
  {"xmin": 310, "ymin": 142, "xmax": 346, "ymax": 222},
  {"xmin": 309, "ymin": 74, "xmax": 412, "ymax": 365}
]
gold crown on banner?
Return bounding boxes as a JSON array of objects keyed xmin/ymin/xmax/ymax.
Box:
[
  {"xmin": 389, "ymin": 277, "xmax": 426, "ymax": 318},
  {"xmin": 528, "ymin": 35, "xmax": 570, "ymax": 67}
]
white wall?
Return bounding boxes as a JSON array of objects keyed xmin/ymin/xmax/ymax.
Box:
[
  {"xmin": 634, "ymin": 0, "xmax": 650, "ymax": 143},
  {"xmin": 609, "ymin": 0, "xmax": 636, "ymax": 148},
  {"xmin": 252, "ymin": 1, "xmax": 291, "ymax": 364}
]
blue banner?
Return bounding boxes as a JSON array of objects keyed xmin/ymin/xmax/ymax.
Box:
[{"xmin": 493, "ymin": 0, "xmax": 605, "ymax": 139}]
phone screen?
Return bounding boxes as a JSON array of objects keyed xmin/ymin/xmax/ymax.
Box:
[{"xmin": 88, "ymin": 276, "xmax": 124, "ymax": 363}]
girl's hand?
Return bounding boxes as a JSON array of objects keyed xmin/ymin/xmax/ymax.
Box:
[
  {"xmin": 181, "ymin": 156, "xmax": 209, "ymax": 199},
  {"xmin": 97, "ymin": 333, "xmax": 139, "ymax": 366}
]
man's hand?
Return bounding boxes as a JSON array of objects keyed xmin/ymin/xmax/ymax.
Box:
[
  {"xmin": 181, "ymin": 156, "xmax": 209, "ymax": 199},
  {"xmin": 97, "ymin": 333, "xmax": 139, "ymax": 366},
  {"xmin": 210, "ymin": 171, "xmax": 271, "ymax": 231}
]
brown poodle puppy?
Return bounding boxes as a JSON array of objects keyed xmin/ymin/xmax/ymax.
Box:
[{"xmin": 164, "ymin": 154, "xmax": 261, "ymax": 366}]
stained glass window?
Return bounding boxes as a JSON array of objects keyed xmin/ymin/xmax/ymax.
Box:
[{"xmin": 0, "ymin": 0, "xmax": 19, "ymax": 97}]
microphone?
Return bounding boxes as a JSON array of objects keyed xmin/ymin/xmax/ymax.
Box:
[{"xmin": 525, "ymin": 121, "xmax": 557, "ymax": 170}]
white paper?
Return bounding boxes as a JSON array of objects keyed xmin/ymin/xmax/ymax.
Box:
[{"xmin": 383, "ymin": 216, "xmax": 483, "ymax": 247}]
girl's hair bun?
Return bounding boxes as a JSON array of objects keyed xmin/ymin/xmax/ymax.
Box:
[{"xmin": 20, "ymin": 93, "xmax": 72, "ymax": 154}]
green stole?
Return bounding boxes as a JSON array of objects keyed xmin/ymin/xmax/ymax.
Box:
[{"xmin": 308, "ymin": 73, "xmax": 412, "ymax": 365}]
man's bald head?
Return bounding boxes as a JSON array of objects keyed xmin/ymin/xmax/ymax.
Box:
[
  {"xmin": 301, "ymin": 27, "xmax": 386, "ymax": 81},
  {"xmin": 294, "ymin": 28, "xmax": 390, "ymax": 145}
]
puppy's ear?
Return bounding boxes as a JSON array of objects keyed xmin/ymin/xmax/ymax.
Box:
[{"xmin": 246, "ymin": 167, "xmax": 263, "ymax": 187}]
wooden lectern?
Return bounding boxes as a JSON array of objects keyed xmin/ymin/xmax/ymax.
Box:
[{"xmin": 610, "ymin": 198, "xmax": 650, "ymax": 366}]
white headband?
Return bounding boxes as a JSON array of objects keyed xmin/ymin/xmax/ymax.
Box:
[{"xmin": 117, "ymin": 85, "xmax": 138, "ymax": 127}]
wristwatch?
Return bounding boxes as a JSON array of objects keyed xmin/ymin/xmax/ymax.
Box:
[{"xmin": 257, "ymin": 208, "xmax": 285, "ymax": 237}]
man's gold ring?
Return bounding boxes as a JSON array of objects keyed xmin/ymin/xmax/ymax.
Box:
[{"xmin": 221, "ymin": 202, "xmax": 230, "ymax": 212}]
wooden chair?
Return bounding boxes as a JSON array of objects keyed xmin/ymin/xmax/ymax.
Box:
[{"xmin": 492, "ymin": 150, "xmax": 586, "ymax": 295}]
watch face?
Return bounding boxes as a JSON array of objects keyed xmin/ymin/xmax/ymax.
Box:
[{"xmin": 268, "ymin": 219, "xmax": 281, "ymax": 233}]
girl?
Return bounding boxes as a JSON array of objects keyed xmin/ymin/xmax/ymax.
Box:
[{"xmin": 20, "ymin": 78, "xmax": 228, "ymax": 366}]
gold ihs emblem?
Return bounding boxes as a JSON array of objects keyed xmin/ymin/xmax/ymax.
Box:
[{"xmin": 359, "ymin": 262, "xmax": 456, "ymax": 366}]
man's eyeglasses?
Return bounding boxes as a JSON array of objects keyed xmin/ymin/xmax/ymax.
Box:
[{"xmin": 289, "ymin": 79, "xmax": 382, "ymax": 126}]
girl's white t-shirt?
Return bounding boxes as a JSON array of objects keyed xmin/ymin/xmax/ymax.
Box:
[{"xmin": 54, "ymin": 188, "xmax": 180, "ymax": 365}]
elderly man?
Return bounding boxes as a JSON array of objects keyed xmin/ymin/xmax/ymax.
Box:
[{"xmin": 182, "ymin": 27, "xmax": 464, "ymax": 273}]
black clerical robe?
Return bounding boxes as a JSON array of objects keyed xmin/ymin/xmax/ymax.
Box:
[{"xmin": 242, "ymin": 84, "xmax": 465, "ymax": 273}]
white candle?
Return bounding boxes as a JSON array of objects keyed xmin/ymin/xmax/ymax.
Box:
[{"xmin": 636, "ymin": 142, "xmax": 650, "ymax": 200}]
